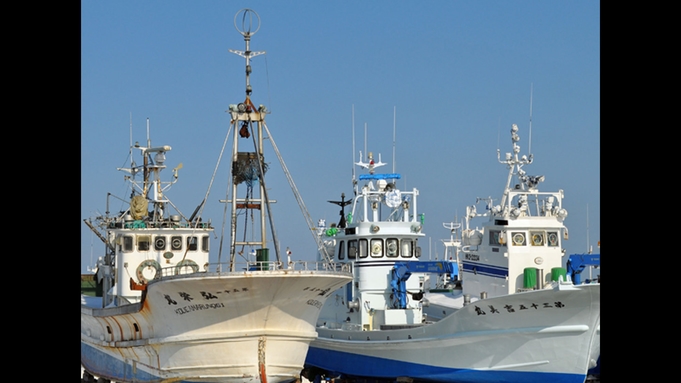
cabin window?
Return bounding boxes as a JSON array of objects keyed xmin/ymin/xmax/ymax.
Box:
[
  {"xmin": 187, "ymin": 236, "xmax": 198, "ymax": 251},
  {"xmin": 511, "ymin": 232, "xmax": 526, "ymax": 246},
  {"xmin": 154, "ymin": 236, "xmax": 166, "ymax": 251},
  {"xmin": 137, "ymin": 235, "xmax": 150, "ymax": 251},
  {"xmin": 338, "ymin": 241, "xmax": 345, "ymax": 260},
  {"xmin": 171, "ymin": 236, "xmax": 183, "ymax": 250},
  {"xmin": 530, "ymin": 231, "xmax": 544, "ymax": 246},
  {"xmin": 401, "ymin": 239, "xmax": 413, "ymax": 258},
  {"xmin": 386, "ymin": 238, "xmax": 399, "ymax": 257},
  {"xmin": 547, "ymin": 231, "xmax": 559, "ymax": 247},
  {"xmin": 358, "ymin": 239, "xmax": 368, "ymax": 258},
  {"xmin": 348, "ymin": 240, "xmax": 357, "ymax": 259},
  {"xmin": 201, "ymin": 235, "xmax": 209, "ymax": 252},
  {"xmin": 370, "ymin": 239, "xmax": 383, "ymax": 258},
  {"xmin": 489, "ymin": 230, "xmax": 506, "ymax": 246},
  {"xmin": 122, "ymin": 236, "xmax": 134, "ymax": 252},
  {"xmin": 415, "ymin": 243, "xmax": 421, "ymax": 258}
]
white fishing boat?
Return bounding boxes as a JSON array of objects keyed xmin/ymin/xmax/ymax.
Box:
[
  {"xmin": 303, "ymin": 122, "xmax": 600, "ymax": 383},
  {"xmin": 422, "ymin": 123, "xmax": 601, "ymax": 381},
  {"xmin": 81, "ymin": 9, "xmax": 352, "ymax": 383}
]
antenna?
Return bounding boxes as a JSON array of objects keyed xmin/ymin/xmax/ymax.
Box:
[
  {"xmin": 364, "ymin": 122, "xmax": 368, "ymax": 161},
  {"xmin": 528, "ymin": 83, "xmax": 533, "ymax": 155},
  {"xmin": 129, "ymin": 112, "xmax": 133, "ymax": 148},
  {"xmin": 230, "ymin": 9, "xmax": 265, "ymax": 100},
  {"xmin": 392, "ymin": 106, "xmax": 396, "ymax": 174},
  {"xmin": 497, "ymin": 117, "xmax": 501, "ymax": 152},
  {"xmin": 352, "ymin": 105, "xmax": 356, "ymax": 184},
  {"xmin": 129, "ymin": 113, "xmax": 135, "ymax": 169},
  {"xmin": 146, "ymin": 118, "xmax": 151, "ymax": 148},
  {"xmin": 586, "ymin": 203, "xmax": 590, "ymax": 253}
]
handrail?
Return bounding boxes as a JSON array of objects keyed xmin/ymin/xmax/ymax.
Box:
[{"xmin": 156, "ymin": 260, "xmax": 353, "ymax": 279}]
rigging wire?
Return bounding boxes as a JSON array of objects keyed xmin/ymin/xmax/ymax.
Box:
[
  {"xmin": 215, "ymin": 122, "xmax": 234, "ymax": 269},
  {"xmin": 262, "ymin": 121, "xmax": 332, "ymax": 264}
]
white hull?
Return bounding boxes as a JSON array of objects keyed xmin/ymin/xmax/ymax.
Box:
[
  {"xmin": 303, "ymin": 121, "xmax": 599, "ymax": 382},
  {"xmin": 82, "ymin": 10, "xmax": 357, "ymax": 382},
  {"xmin": 82, "ymin": 270, "xmax": 351, "ymax": 383},
  {"xmin": 307, "ymin": 282, "xmax": 599, "ymax": 383},
  {"xmin": 424, "ymin": 286, "xmax": 601, "ymax": 379}
]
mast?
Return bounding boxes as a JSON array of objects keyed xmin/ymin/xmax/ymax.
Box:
[
  {"xmin": 392, "ymin": 106, "xmax": 396, "ymax": 174},
  {"xmin": 351, "ymin": 105, "xmax": 356, "ymax": 193},
  {"xmin": 227, "ymin": 9, "xmax": 279, "ymax": 271},
  {"xmin": 528, "ymin": 83, "xmax": 533, "ymax": 155}
]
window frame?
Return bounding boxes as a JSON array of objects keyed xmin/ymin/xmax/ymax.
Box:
[
  {"xmin": 386, "ymin": 238, "xmax": 399, "ymax": 257},
  {"xmin": 171, "ymin": 236, "xmax": 183, "ymax": 250},
  {"xmin": 511, "ymin": 232, "xmax": 526, "ymax": 246}
]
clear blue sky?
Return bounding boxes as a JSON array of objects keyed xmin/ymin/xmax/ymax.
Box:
[{"xmin": 81, "ymin": 1, "xmax": 600, "ymax": 273}]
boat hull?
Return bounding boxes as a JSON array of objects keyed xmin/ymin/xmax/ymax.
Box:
[
  {"xmin": 424, "ymin": 285, "xmax": 601, "ymax": 381},
  {"xmin": 82, "ymin": 270, "xmax": 351, "ymax": 383},
  {"xmin": 306, "ymin": 283, "xmax": 599, "ymax": 383}
]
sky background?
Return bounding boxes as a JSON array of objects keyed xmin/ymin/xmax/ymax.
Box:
[{"xmin": 81, "ymin": 0, "xmax": 600, "ymax": 273}]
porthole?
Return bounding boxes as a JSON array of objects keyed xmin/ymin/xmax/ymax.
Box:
[
  {"xmin": 531, "ymin": 232, "xmax": 544, "ymax": 246},
  {"xmin": 154, "ymin": 236, "xmax": 166, "ymax": 250},
  {"xmin": 371, "ymin": 241, "xmax": 382, "ymax": 256},
  {"xmin": 386, "ymin": 239, "xmax": 398, "ymax": 257},
  {"xmin": 547, "ymin": 232, "xmax": 559, "ymax": 247},
  {"xmin": 512, "ymin": 232, "xmax": 526, "ymax": 246},
  {"xmin": 171, "ymin": 236, "xmax": 182, "ymax": 250}
]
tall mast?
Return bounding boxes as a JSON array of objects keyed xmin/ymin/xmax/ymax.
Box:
[{"xmin": 227, "ymin": 9, "xmax": 278, "ymax": 270}]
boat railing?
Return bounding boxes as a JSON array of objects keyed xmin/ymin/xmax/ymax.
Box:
[
  {"xmin": 502, "ymin": 189, "xmax": 566, "ymax": 218},
  {"xmin": 352, "ymin": 185, "xmax": 420, "ymax": 224},
  {"xmin": 156, "ymin": 259, "xmax": 352, "ymax": 278},
  {"xmin": 110, "ymin": 219, "xmax": 213, "ymax": 230}
]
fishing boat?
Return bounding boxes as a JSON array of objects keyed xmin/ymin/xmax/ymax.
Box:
[
  {"xmin": 424, "ymin": 233, "xmax": 601, "ymax": 380},
  {"xmin": 303, "ymin": 122, "xmax": 600, "ymax": 383},
  {"xmin": 81, "ymin": 9, "xmax": 352, "ymax": 383},
  {"xmin": 422, "ymin": 124, "xmax": 601, "ymax": 380}
]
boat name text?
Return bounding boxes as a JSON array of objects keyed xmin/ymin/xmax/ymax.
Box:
[
  {"xmin": 175, "ymin": 302, "xmax": 226, "ymax": 315},
  {"xmin": 163, "ymin": 288, "xmax": 250, "ymax": 305},
  {"xmin": 304, "ymin": 286, "xmax": 333, "ymax": 297},
  {"xmin": 474, "ymin": 301, "xmax": 565, "ymax": 315}
]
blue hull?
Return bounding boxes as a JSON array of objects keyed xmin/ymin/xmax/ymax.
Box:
[{"xmin": 305, "ymin": 347, "xmax": 587, "ymax": 383}]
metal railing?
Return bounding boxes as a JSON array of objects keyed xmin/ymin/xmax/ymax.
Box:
[{"xmin": 155, "ymin": 260, "xmax": 352, "ymax": 279}]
